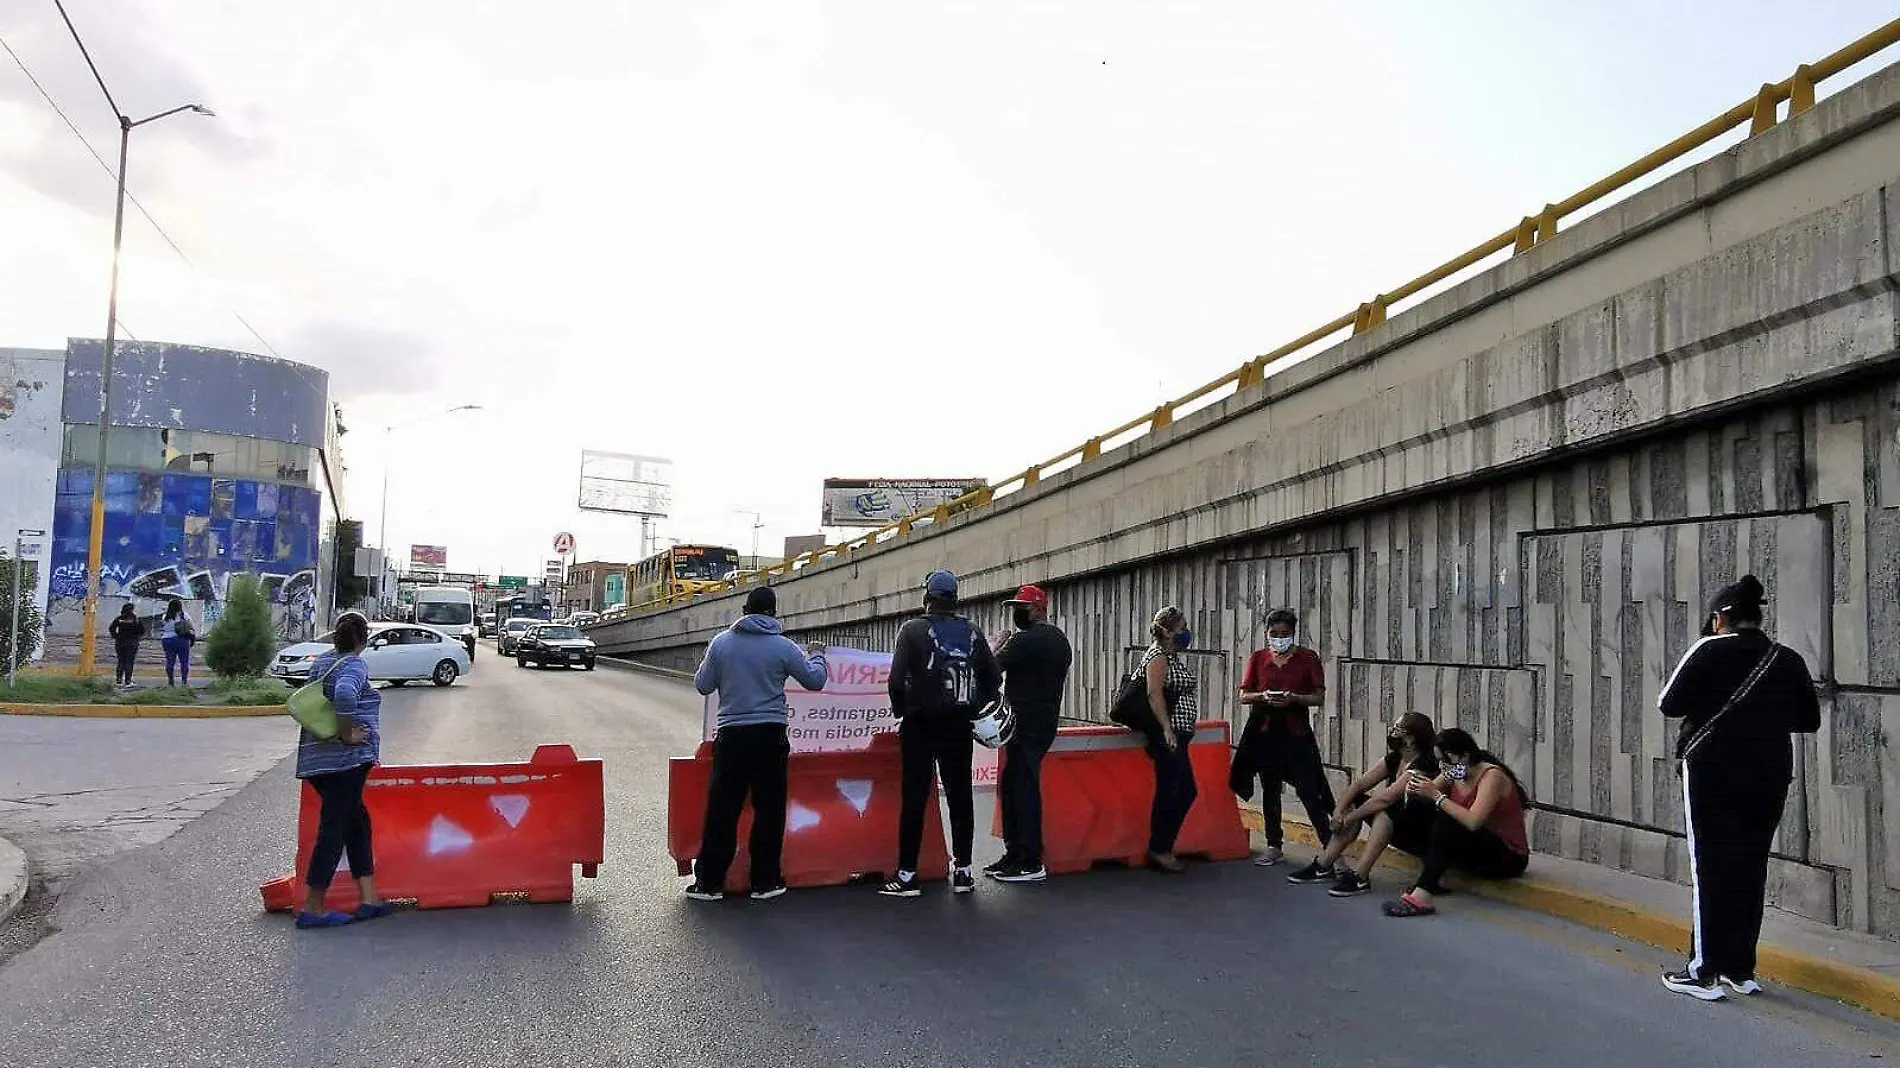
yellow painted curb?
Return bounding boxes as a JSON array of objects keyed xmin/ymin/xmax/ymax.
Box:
[
  {"xmin": 0, "ymin": 703, "xmax": 282, "ymax": 719},
  {"xmin": 1240, "ymin": 808, "xmax": 1900, "ymax": 1021}
]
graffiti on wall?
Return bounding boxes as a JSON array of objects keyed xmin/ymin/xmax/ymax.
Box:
[{"xmin": 47, "ymin": 468, "xmax": 323, "ymax": 641}]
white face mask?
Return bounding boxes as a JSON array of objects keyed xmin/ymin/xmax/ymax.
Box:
[{"xmin": 1267, "ymin": 636, "xmax": 1294, "ymax": 654}]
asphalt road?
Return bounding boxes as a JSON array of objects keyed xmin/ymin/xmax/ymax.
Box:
[{"xmin": 2, "ymin": 661, "xmax": 1896, "ymax": 1067}]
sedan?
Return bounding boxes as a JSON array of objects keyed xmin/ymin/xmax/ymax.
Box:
[
  {"xmin": 271, "ymin": 623, "xmax": 473, "ymax": 688},
  {"xmin": 515, "ymin": 624, "xmax": 597, "ymax": 670},
  {"xmin": 498, "ymin": 617, "xmax": 540, "ymax": 656}
]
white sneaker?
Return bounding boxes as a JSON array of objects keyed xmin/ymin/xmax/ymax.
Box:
[
  {"xmin": 1253, "ymin": 847, "xmax": 1285, "ymax": 867},
  {"xmin": 1721, "ymin": 975, "xmax": 1763, "ymax": 996}
]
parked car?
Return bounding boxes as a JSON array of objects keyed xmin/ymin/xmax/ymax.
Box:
[
  {"xmin": 498, "ymin": 616, "xmax": 539, "ymax": 656},
  {"xmin": 271, "ymin": 623, "xmax": 472, "ymax": 687},
  {"xmin": 515, "ymin": 623, "xmax": 597, "ymax": 670}
]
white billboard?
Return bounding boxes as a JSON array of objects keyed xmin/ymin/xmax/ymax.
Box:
[
  {"xmin": 821, "ymin": 477, "xmax": 987, "ymax": 527},
  {"xmin": 578, "ymin": 451, "xmax": 671, "ymax": 517}
]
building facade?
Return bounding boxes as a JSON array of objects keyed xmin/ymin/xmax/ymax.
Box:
[{"xmin": 563, "ymin": 560, "xmax": 630, "ymax": 613}]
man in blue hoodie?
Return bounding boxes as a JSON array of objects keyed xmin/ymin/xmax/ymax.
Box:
[{"xmin": 685, "ymin": 586, "xmax": 829, "ymax": 902}]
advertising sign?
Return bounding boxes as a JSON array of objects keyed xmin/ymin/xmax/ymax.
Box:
[
  {"xmin": 578, "ymin": 451, "xmax": 672, "ymax": 517},
  {"xmin": 702, "ymin": 646, "xmax": 1000, "ymax": 787},
  {"xmin": 820, "ymin": 478, "xmax": 987, "ymax": 527},
  {"xmin": 409, "ymin": 544, "xmax": 447, "ymax": 569}
]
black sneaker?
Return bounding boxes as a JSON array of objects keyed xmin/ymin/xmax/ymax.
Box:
[
  {"xmin": 1327, "ymin": 871, "xmax": 1371, "ymax": 897},
  {"xmin": 982, "ymin": 857, "xmax": 1015, "ymax": 877},
  {"xmin": 879, "ymin": 874, "xmax": 922, "ymax": 898},
  {"xmin": 683, "ymin": 883, "xmax": 724, "ymax": 902},
  {"xmin": 749, "ymin": 884, "xmax": 787, "ymax": 901},
  {"xmin": 993, "ymin": 863, "xmax": 1047, "ymax": 884},
  {"xmin": 1286, "ymin": 861, "xmax": 1334, "ymax": 885},
  {"xmin": 1661, "ymin": 968, "xmax": 1725, "ymax": 1001},
  {"xmin": 952, "ymin": 869, "xmax": 977, "ymax": 894},
  {"xmin": 1720, "ymin": 974, "xmax": 1763, "ymax": 996}
]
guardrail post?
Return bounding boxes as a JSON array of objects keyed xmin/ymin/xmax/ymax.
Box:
[
  {"xmin": 1350, "ymin": 296, "xmax": 1387, "ymax": 335},
  {"xmin": 973, "ymin": 487, "xmax": 994, "ymax": 507},
  {"xmin": 1536, "ymin": 206, "xmax": 1557, "ymax": 244},
  {"xmin": 1081, "ymin": 437, "xmax": 1103, "ymax": 462},
  {"xmin": 898, "ymin": 517, "xmax": 913, "ymax": 537},
  {"xmin": 1750, "ymin": 82, "xmax": 1781, "ymax": 135},
  {"xmin": 1236, "ymin": 358, "xmax": 1264, "ymax": 390},
  {"xmin": 1151, "ymin": 402, "xmax": 1174, "ymax": 431},
  {"xmin": 931, "ymin": 503, "xmax": 951, "ymax": 524},
  {"xmin": 1790, "ymin": 64, "xmax": 1816, "ymax": 117},
  {"xmin": 1513, "ymin": 216, "xmax": 1538, "ymax": 253},
  {"xmin": 1022, "ymin": 466, "xmax": 1041, "ymax": 488}
]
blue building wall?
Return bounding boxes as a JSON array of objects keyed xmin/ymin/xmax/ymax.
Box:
[{"xmin": 63, "ymin": 338, "xmax": 329, "ymax": 447}]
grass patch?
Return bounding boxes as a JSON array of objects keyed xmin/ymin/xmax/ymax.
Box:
[
  {"xmin": 210, "ymin": 675, "xmax": 289, "ymax": 706},
  {"xmin": 115, "ymin": 685, "xmax": 199, "ymax": 706},
  {"xmin": 0, "ymin": 674, "xmax": 115, "ymax": 703}
]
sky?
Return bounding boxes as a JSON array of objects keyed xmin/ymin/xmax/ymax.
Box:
[{"xmin": 2, "ymin": 1, "xmax": 1896, "ymax": 578}]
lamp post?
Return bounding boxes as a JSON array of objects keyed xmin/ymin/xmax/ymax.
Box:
[
  {"xmin": 61, "ymin": 7, "xmax": 216, "ymax": 675},
  {"xmin": 375, "ymin": 405, "xmax": 482, "ymax": 605}
]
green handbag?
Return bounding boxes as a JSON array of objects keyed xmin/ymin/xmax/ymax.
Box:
[{"xmin": 286, "ymin": 655, "xmax": 351, "ymax": 739}]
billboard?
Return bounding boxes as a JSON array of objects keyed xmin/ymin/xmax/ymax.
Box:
[
  {"xmin": 409, "ymin": 544, "xmax": 447, "ymax": 569},
  {"xmin": 578, "ymin": 451, "xmax": 671, "ymax": 517},
  {"xmin": 820, "ymin": 478, "xmax": 987, "ymax": 527}
]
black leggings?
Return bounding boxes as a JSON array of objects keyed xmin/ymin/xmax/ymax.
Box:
[
  {"xmin": 305, "ymin": 764, "xmax": 375, "ymax": 891},
  {"xmin": 1415, "ymin": 808, "xmax": 1527, "ymax": 893}
]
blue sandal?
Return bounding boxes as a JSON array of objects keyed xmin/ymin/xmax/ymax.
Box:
[
  {"xmin": 295, "ymin": 910, "xmax": 355, "ymax": 929},
  {"xmin": 354, "ymin": 901, "xmax": 398, "ymax": 921}
]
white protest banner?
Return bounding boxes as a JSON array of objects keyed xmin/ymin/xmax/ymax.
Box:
[{"xmin": 703, "ymin": 645, "xmax": 1000, "ymax": 786}]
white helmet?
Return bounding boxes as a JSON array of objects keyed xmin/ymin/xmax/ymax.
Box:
[{"xmin": 971, "ymin": 699, "xmax": 1015, "ymax": 749}]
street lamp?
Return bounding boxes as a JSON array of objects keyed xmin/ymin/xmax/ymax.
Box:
[
  {"xmin": 376, "ymin": 405, "xmax": 482, "ymax": 601},
  {"xmin": 734, "ymin": 509, "xmax": 764, "ymax": 566},
  {"xmin": 62, "ymin": 6, "xmax": 217, "ymax": 675}
]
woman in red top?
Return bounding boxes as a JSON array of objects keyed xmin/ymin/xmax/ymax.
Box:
[
  {"xmin": 1237, "ymin": 609, "xmax": 1336, "ymax": 865},
  {"xmin": 1383, "ymin": 727, "xmax": 1530, "ymax": 917}
]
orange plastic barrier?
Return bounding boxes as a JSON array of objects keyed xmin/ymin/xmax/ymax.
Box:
[
  {"xmin": 260, "ymin": 744, "xmax": 605, "ymax": 912},
  {"xmin": 991, "ymin": 720, "xmax": 1250, "ymax": 875},
  {"xmin": 667, "ymin": 730, "xmax": 948, "ymax": 893}
]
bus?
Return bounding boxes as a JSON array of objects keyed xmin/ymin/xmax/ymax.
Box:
[{"xmin": 626, "ymin": 544, "xmax": 740, "ymax": 609}]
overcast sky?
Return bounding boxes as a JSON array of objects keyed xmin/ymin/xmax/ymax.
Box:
[{"xmin": 2, "ymin": 1, "xmax": 1895, "ymax": 577}]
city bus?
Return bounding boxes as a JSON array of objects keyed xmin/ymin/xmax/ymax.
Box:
[{"xmin": 626, "ymin": 544, "xmax": 740, "ymax": 609}]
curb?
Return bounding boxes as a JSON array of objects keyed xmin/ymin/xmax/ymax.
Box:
[
  {"xmin": 0, "ymin": 835, "xmax": 26, "ymax": 926},
  {"xmin": 1242, "ymin": 809, "xmax": 1900, "ymax": 1021},
  {"xmin": 0, "ymin": 703, "xmax": 282, "ymax": 719},
  {"xmin": 596, "ymin": 656, "xmax": 696, "ymax": 681}
]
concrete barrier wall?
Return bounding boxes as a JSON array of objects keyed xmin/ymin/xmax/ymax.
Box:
[{"xmin": 590, "ymin": 61, "xmax": 1900, "ymax": 936}]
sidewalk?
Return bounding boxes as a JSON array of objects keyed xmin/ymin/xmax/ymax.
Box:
[
  {"xmin": 0, "ymin": 835, "xmax": 24, "ymax": 926},
  {"xmin": 1244, "ymin": 801, "xmax": 1900, "ymax": 1020}
]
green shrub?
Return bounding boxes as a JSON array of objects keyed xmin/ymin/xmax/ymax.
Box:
[
  {"xmin": 116, "ymin": 685, "xmax": 198, "ymax": 706},
  {"xmin": 0, "ymin": 548, "xmax": 45, "ymax": 673},
  {"xmin": 0, "ymin": 674, "xmax": 112, "ymax": 703},
  {"xmin": 204, "ymin": 574, "xmax": 277, "ymax": 679},
  {"xmin": 211, "ymin": 675, "xmax": 290, "ymax": 705}
]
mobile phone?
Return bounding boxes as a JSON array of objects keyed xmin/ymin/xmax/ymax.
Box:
[{"xmin": 1267, "ymin": 689, "xmax": 1288, "ymax": 698}]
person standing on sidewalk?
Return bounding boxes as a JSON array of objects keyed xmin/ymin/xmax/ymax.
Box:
[
  {"xmin": 685, "ymin": 586, "xmax": 829, "ymax": 902},
  {"xmin": 1658, "ymin": 574, "xmax": 1821, "ymax": 1001},
  {"xmin": 108, "ymin": 605, "xmax": 145, "ymax": 688},
  {"xmin": 159, "ymin": 598, "xmax": 195, "ymax": 687},
  {"xmin": 1238, "ymin": 609, "xmax": 1335, "ymax": 865},
  {"xmin": 987, "ymin": 584, "xmax": 1071, "ymax": 884},
  {"xmin": 881, "ymin": 570, "xmax": 1001, "ymax": 899}
]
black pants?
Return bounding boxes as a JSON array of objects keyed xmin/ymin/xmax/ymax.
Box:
[
  {"xmin": 1684, "ymin": 758, "xmax": 1789, "ymax": 980},
  {"xmin": 695, "ymin": 724, "xmax": 791, "ymax": 891},
  {"xmin": 305, "ymin": 764, "xmax": 375, "ymax": 891},
  {"xmin": 999, "ymin": 727, "xmax": 1054, "ymax": 866},
  {"xmin": 1146, "ymin": 729, "xmax": 1199, "ymax": 854},
  {"xmin": 113, "ymin": 644, "xmax": 138, "ymax": 685},
  {"xmin": 899, "ymin": 714, "xmax": 974, "ymax": 872},
  {"xmin": 1257, "ymin": 731, "xmax": 1336, "ymax": 847},
  {"xmin": 1415, "ymin": 808, "xmax": 1527, "ymax": 893}
]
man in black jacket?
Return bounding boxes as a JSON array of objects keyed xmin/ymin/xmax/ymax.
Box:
[
  {"xmin": 1658, "ymin": 574, "xmax": 1821, "ymax": 1001},
  {"xmin": 880, "ymin": 570, "xmax": 1001, "ymax": 899},
  {"xmin": 987, "ymin": 584, "xmax": 1071, "ymax": 884}
]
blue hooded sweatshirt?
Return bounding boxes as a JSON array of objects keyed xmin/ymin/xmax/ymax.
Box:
[{"xmin": 694, "ymin": 614, "xmax": 829, "ymax": 729}]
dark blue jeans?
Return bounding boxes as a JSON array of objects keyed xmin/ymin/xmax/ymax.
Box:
[
  {"xmin": 162, "ymin": 636, "xmax": 191, "ymax": 685},
  {"xmin": 1146, "ymin": 729, "xmax": 1198, "ymax": 855}
]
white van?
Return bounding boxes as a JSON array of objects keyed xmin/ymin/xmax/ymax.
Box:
[{"xmin": 412, "ymin": 586, "xmax": 478, "ymax": 658}]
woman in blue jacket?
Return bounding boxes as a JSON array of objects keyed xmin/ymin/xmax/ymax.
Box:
[{"xmin": 295, "ymin": 611, "xmax": 395, "ymax": 929}]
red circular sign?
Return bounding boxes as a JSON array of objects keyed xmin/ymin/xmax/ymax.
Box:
[{"xmin": 553, "ymin": 532, "xmax": 574, "ymax": 556}]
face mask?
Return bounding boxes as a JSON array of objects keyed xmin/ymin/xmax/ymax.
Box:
[
  {"xmin": 1267, "ymin": 636, "xmax": 1295, "ymax": 654},
  {"xmin": 1173, "ymin": 628, "xmax": 1192, "ymax": 651},
  {"xmin": 1446, "ymin": 762, "xmax": 1469, "ymax": 782},
  {"xmin": 1011, "ymin": 607, "xmax": 1034, "ymax": 629}
]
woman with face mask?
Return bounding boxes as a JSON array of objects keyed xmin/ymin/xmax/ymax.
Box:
[
  {"xmin": 1139, "ymin": 605, "xmax": 1200, "ymax": 873},
  {"xmin": 1285, "ymin": 712, "xmax": 1439, "ymax": 896},
  {"xmin": 1238, "ymin": 608, "xmax": 1336, "ymax": 865},
  {"xmin": 1384, "ymin": 727, "xmax": 1530, "ymax": 917}
]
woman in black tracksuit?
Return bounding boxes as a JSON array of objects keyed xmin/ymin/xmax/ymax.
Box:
[{"xmin": 1657, "ymin": 574, "xmax": 1821, "ymax": 1001}]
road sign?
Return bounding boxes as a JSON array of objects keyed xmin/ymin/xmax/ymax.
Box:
[
  {"xmin": 15, "ymin": 530, "xmax": 44, "ymax": 560},
  {"xmin": 497, "ymin": 576, "xmax": 529, "ymax": 590},
  {"xmin": 553, "ymin": 532, "xmax": 575, "ymax": 556}
]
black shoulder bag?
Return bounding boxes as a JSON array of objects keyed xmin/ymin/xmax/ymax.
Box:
[
  {"xmin": 1109, "ymin": 651, "xmax": 1172, "ymax": 744},
  {"xmin": 1677, "ymin": 643, "xmax": 1781, "ymax": 765}
]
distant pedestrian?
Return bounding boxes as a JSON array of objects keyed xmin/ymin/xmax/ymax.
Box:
[
  {"xmin": 108, "ymin": 605, "xmax": 145, "ymax": 688},
  {"xmin": 684, "ymin": 586, "xmax": 828, "ymax": 903},
  {"xmin": 881, "ymin": 570, "xmax": 1001, "ymax": 898},
  {"xmin": 1238, "ymin": 608, "xmax": 1336, "ymax": 866},
  {"xmin": 159, "ymin": 598, "xmax": 195, "ymax": 686},
  {"xmin": 295, "ymin": 611, "xmax": 392, "ymax": 929},
  {"xmin": 1658, "ymin": 574, "xmax": 1821, "ymax": 1001},
  {"xmin": 989, "ymin": 584, "xmax": 1071, "ymax": 884},
  {"xmin": 1140, "ymin": 606, "xmax": 1200, "ymax": 874}
]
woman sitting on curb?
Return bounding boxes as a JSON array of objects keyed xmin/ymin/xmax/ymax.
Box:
[
  {"xmin": 1382, "ymin": 727, "xmax": 1531, "ymax": 918},
  {"xmin": 1284, "ymin": 712, "xmax": 1439, "ymax": 897}
]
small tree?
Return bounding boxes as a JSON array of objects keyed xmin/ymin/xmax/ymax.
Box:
[
  {"xmin": 0, "ymin": 548, "xmax": 45, "ymax": 674},
  {"xmin": 333, "ymin": 519, "xmax": 369, "ymax": 608},
  {"xmin": 204, "ymin": 574, "xmax": 276, "ymax": 678}
]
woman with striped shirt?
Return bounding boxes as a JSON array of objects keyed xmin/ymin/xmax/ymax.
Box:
[
  {"xmin": 295, "ymin": 611, "xmax": 394, "ymax": 929},
  {"xmin": 1140, "ymin": 606, "xmax": 1200, "ymax": 873}
]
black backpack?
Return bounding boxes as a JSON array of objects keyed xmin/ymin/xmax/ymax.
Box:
[{"xmin": 920, "ymin": 616, "xmax": 980, "ymax": 713}]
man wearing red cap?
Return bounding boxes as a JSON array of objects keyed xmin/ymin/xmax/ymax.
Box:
[{"xmin": 988, "ymin": 584, "xmax": 1072, "ymax": 883}]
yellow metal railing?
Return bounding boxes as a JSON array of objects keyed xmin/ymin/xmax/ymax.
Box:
[{"xmin": 648, "ymin": 17, "xmax": 1900, "ymax": 614}]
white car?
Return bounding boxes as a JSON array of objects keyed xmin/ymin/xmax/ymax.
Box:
[{"xmin": 270, "ymin": 623, "xmax": 473, "ymax": 688}]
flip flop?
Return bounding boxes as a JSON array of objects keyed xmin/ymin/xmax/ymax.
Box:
[
  {"xmin": 1382, "ymin": 892, "xmax": 1437, "ymax": 918},
  {"xmin": 295, "ymin": 910, "xmax": 355, "ymax": 929},
  {"xmin": 354, "ymin": 901, "xmax": 398, "ymax": 921}
]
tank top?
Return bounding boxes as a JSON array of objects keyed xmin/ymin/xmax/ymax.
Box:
[{"xmin": 1450, "ymin": 766, "xmax": 1529, "ymax": 857}]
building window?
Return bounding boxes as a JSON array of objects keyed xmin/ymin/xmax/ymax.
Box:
[{"xmin": 61, "ymin": 424, "xmax": 315, "ymax": 487}]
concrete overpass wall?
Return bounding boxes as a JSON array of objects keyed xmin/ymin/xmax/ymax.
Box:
[{"xmin": 592, "ymin": 62, "xmax": 1900, "ymax": 935}]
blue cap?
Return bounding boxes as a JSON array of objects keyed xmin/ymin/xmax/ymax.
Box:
[{"xmin": 924, "ymin": 570, "xmax": 958, "ymax": 599}]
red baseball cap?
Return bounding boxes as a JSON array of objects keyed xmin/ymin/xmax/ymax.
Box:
[{"xmin": 1003, "ymin": 585, "xmax": 1048, "ymax": 608}]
